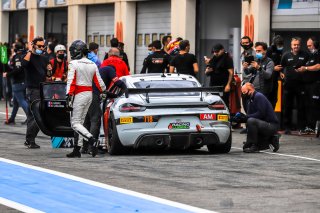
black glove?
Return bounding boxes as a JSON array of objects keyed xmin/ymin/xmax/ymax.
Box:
[
  {"xmin": 66, "ymin": 94, "xmax": 74, "ymax": 111},
  {"xmin": 231, "ymin": 112, "xmax": 248, "ymax": 124}
]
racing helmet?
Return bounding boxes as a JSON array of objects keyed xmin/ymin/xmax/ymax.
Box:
[
  {"xmin": 54, "ymin": 44, "xmax": 66, "ymax": 53},
  {"xmin": 69, "ymin": 40, "xmax": 89, "ymax": 60}
]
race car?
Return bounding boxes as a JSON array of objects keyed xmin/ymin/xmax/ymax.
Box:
[{"xmin": 32, "ymin": 73, "xmax": 232, "ymax": 155}]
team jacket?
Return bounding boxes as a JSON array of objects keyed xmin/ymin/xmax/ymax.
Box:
[{"xmin": 67, "ymin": 57, "xmax": 106, "ymax": 95}]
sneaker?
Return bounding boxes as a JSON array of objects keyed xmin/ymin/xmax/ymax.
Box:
[
  {"xmin": 299, "ymin": 128, "xmax": 309, "ymax": 135},
  {"xmin": 66, "ymin": 146, "xmax": 81, "ymax": 158},
  {"xmin": 269, "ymin": 135, "xmax": 280, "ymax": 152},
  {"xmin": 243, "ymin": 145, "xmax": 259, "ymax": 153},
  {"xmin": 284, "ymin": 129, "xmax": 291, "ymax": 135},
  {"xmin": 24, "ymin": 141, "xmax": 30, "ymax": 146},
  {"xmin": 28, "ymin": 142, "xmax": 40, "ymax": 149}
]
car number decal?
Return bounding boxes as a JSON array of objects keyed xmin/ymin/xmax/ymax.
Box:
[
  {"xmin": 217, "ymin": 114, "xmax": 229, "ymax": 121},
  {"xmin": 168, "ymin": 122, "xmax": 190, "ymax": 130},
  {"xmin": 200, "ymin": 113, "xmax": 216, "ymax": 120},
  {"xmin": 144, "ymin": 116, "xmax": 153, "ymax": 123},
  {"xmin": 120, "ymin": 117, "xmax": 133, "ymax": 124}
]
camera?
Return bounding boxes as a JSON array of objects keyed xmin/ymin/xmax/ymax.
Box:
[{"xmin": 244, "ymin": 55, "xmax": 254, "ymax": 64}]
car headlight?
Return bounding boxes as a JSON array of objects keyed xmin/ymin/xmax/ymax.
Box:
[{"xmin": 119, "ymin": 103, "xmax": 146, "ymax": 112}]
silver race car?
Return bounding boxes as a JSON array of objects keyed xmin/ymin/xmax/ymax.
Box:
[{"xmin": 32, "ymin": 73, "xmax": 231, "ymax": 155}]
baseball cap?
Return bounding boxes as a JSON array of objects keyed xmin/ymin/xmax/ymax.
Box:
[{"xmin": 212, "ymin": 43, "xmax": 224, "ymax": 53}]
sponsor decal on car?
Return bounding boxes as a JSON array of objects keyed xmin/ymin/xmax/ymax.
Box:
[
  {"xmin": 217, "ymin": 114, "xmax": 229, "ymax": 121},
  {"xmin": 120, "ymin": 117, "xmax": 133, "ymax": 124},
  {"xmin": 168, "ymin": 122, "xmax": 190, "ymax": 130},
  {"xmin": 47, "ymin": 101, "xmax": 64, "ymax": 108},
  {"xmin": 200, "ymin": 113, "xmax": 216, "ymax": 120}
]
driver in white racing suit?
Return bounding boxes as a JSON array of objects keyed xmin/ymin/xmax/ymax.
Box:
[{"xmin": 66, "ymin": 40, "xmax": 106, "ymax": 158}]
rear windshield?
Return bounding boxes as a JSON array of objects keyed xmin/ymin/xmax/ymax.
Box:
[
  {"xmin": 133, "ymin": 80, "xmax": 200, "ymax": 97},
  {"xmin": 42, "ymin": 83, "xmax": 66, "ymax": 100}
]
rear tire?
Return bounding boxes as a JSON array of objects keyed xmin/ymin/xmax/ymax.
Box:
[
  {"xmin": 207, "ymin": 134, "xmax": 232, "ymax": 154},
  {"xmin": 107, "ymin": 114, "xmax": 127, "ymax": 155}
]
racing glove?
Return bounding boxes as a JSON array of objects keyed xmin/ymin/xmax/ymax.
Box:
[
  {"xmin": 66, "ymin": 94, "xmax": 74, "ymax": 111},
  {"xmin": 232, "ymin": 112, "xmax": 248, "ymax": 124}
]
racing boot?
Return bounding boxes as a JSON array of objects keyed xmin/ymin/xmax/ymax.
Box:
[
  {"xmin": 80, "ymin": 140, "xmax": 89, "ymax": 154},
  {"xmin": 66, "ymin": 145, "xmax": 81, "ymax": 158},
  {"xmin": 88, "ymin": 137, "xmax": 99, "ymax": 157}
]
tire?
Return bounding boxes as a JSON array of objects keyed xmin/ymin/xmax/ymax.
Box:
[
  {"xmin": 107, "ymin": 114, "xmax": 127, "ymax": 155},
  {"xmin": 207, "ymin": 134, "xmax": 232, "ymax": 154}
]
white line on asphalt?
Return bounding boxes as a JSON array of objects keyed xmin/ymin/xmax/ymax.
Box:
[
  {"xmin": 0, "ymin": 112, "xmax": 26, "ymax": 117},
  {"xmin": 0, "ymin": 197, "xmax": 44, "ymax": 213},
  {"xmin": 232, "ymin": 147, "xmax": 320, "ymax": 162},
  {"xmin": 0, "ymin": 158, "xmax": 217, "ymax": 213}
]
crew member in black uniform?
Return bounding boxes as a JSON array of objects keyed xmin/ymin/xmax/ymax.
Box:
[
  {"xmin": 280, "ymin": 37, "xmax": 309, "ymax": 135},
  {"xmin": 297, "ymin": 37, "xmax": 320, "ymax": 133},
  {"xmin": 205, "ymin": 43, "xmax": 234, "ymax": 108},
  {"xmin": 141, "ymin": 40, "xmax": 170, "ymax": 74},
  {"xmin": 266, "ymin": 35, "xmax": 284, "ymax": 109}
]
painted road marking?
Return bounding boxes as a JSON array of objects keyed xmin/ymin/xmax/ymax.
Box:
[
  {"xmin": 0, "ymin": 158, "xmax": 216, "ymax": 213},
  {"xmin": 232, "ymin": 147, "xmax": 320, "ymax": 162}
]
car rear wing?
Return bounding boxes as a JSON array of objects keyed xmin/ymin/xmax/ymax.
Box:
[{"xmin": 125, "ymin": 86, "xmax": 223, "ymax": 103}]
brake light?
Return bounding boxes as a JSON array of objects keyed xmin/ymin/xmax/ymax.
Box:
[
  {"xmin": 119, "ymin": 103, "xmax": 146, "ymax": 112},
  {"xmin": 208, "ymin": 101, "xmax": 226, "ymax": 110}
]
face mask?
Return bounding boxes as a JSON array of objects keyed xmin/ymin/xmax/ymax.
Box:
[
  {"xmin": 58, "ymin": 54, "xmax": 65, "ymax": 59},
  {"xmin": 148, "ymin": 51, "xmax": 153, "ymax": 55},
  {"xmin": 241, "ymin": 44, "xmax": 250, "ymax": 50},
  {"xmin": 242, "ymin": 93, "xmax": 250, "ymax": 99},
  {"xmin": 35, "ymin": 49, "xmax": 43, "ymax": 55},
  {"xmin": 277, "ymin": 47, "xmax": 283, "ymax": 51},
  {"xmin": 256, "ymin": 53, "xmax": 263, "ymax": 60}
]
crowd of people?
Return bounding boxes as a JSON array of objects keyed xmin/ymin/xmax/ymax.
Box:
[{"xmin": 0, "ymin": 32, "xmax": 319, "ymax": 155}]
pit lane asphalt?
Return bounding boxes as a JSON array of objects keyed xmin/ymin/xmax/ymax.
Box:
[{"xmin": 0, "ymin": 103, "xmax": 319, "ymax": 213}]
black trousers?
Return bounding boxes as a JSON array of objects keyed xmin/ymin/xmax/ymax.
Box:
[
  {"xmin": 246, "ymin": 118, "xmax": 279, "ymax": 148},
  {"xmin": 283, "ymin": 83, "xmax": 306, "ymax": 130},
  {"xmin": 26, "ymin": 88, "xmax": 40, "ymax": 143},
  {"xmin": 305, "ymin": 81, "xmax": 320, "ymax": 129}
]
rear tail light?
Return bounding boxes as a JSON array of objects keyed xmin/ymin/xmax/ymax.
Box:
[
  {"xmin": 119, "ymin": 103, "xmax": 146, "ymax": 112},
  {"xmin": 208, "ymin": 101, "xmax": 226, "ymax": 110}
]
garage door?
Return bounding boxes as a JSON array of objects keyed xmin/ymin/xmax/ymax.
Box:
[
  {"xmin": 136, "ymin": 0, "xmax": 171, "ymax": 73},
  {"xmin": 87, "ymin": 4, "xmax": 114, "ymax": 62}
]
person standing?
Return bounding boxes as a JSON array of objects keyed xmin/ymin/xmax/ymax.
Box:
[
  {"xmin": 66, "ymin": 40, "xmax": 106, "ymax": 158},
  {"xmin": 88, "ymin": 42, "xmax": 101, "ymax": 68},
  {"xmin": 48, "ymin": 44, "xmax": 68, "ymax": 82},
  {"xmin": 22, "ymin": 37, "xmax": 50, "ymax": 148},
  {"xmin": 281, "ymin": 37, "xmax": 309, "ymax": 134},
  {"xmin": 4, "ymin": 42, "xmax": 29, "ymax": 125},
  {"xmin": 104, "ymin": 38, "xmax": 130, "ymax": 70},
  {"xmin": 141, "ymin": 40, "xmax": 170, "ymax": 74},
  {"xmin": 101, "ymin": 48, "xmax": 130, "ymax": 77},
  {"xmin": 205, "ymin": 43, "xmax": 234, "ymax": 108},
  {"xmin": 266, "ymin": 35, "xmax": 285, "ymax": 109},
  {"xmin": 169, "ymin": 40, "xmax": 199, "ymax": 77}
]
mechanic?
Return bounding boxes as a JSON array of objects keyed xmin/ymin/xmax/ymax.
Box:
[
  {"xmin": 266, "ymin": 35, "xmax": 285, "ymax": 109},
  {"xmin": 80, "ymin": 65, "xmax": 127, "ymax": 154},
  {"xmin": 141, "ymin": 40, "xmax": 170, "ymax": 74},
  {"xmin": 296, "ymin": 37, "xmax": 320, "ymax": 133},
  {"xmin": 5, "ymin": 42, "xmax": 29, "ymax": 125},
  {"xmin": 169, "ymin": 40, "xmax": 199, "ymax": 77},
  {"xmin": 101, "ymin": 48, "xmax": 130, "ymax": 77},
  {"xmin": 66, "ymin": 40, "xmax": 106, "ymax": 158},
  {"xmin": 243, "ymin": 42, "xmax": 274, "ymax": 100},
  {"xmin": 238, "ymin": 83, "xmax": 280, "ymax": 153},
  {"xmin": 22, "ymin": 36, "xmax": 50, "ymax": 149},
  {"xmin": 103, "ymin": 38, "xmax": 130, "ymax": 70},
  {"xmin": 205, "ymin": 43, "xmax": 234, "ymax": 108},
  {"xmin": 280, "ymin": 37, "xmax": 309, "ymax": 135},
  {"xmin": 88, "ymin": 42, "xmax": 101, "ymax": 68},
  {"xmin": 48, "ymin": 44, "xmax": 68, "ymax": 82}
]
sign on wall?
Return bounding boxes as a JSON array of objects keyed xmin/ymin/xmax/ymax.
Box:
[
  {"xmin": 273, "ymin": 0, "xmax": 320, "ymax": 15},
  {"xmin": 55, "ymin": 0, "xmax": 66, "ymax": 5},
  {"xmin": 16, "ymin": 0, "xmax": 26, "ymax": 10},
  {"xmin": 38, "ymin": 0, "xmax": 48, "ymax": 8},
  {"xmin": 2, "ymin": 0, "xmax": 11, "ymax": 10}
]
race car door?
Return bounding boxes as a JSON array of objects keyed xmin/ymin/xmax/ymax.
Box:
[{"xmin": 31, "ymin": 82, "xmax": 74, "ymax": 137}]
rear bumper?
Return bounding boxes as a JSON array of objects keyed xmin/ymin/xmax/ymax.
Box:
[{"xmin": 134, "ymin": 132, "xmax": 220, "ymax": 150}]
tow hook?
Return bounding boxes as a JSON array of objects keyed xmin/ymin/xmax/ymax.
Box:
[{"xmin": 196, "ymin": 124, "xmax": 202, "ymax": 133}]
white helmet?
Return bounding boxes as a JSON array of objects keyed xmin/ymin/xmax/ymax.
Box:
[{"xmin": 54, "ymin": 44, "xmax": 66, "ymax": 53}]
